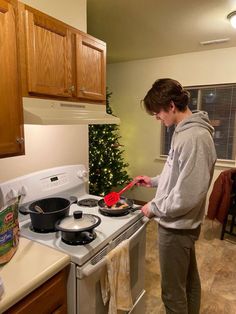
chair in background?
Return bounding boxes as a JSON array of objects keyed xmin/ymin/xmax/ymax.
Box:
[{"xmin": 221, "ymin": 173, "xmax": 236, "ymax": 240}]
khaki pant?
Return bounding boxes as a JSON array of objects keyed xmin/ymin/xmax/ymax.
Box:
[{"xmin": 158, "ymin": 224, "xmax": 201, "ymax": 314}]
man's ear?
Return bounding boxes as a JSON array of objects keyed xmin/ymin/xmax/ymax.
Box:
[{"xmin": 170, "ymin": 100, "xmax": 176, "ymax": 112}]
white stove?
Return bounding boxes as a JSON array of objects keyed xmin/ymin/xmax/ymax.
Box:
[
  {"xmin": 19, "ymin": 193, "xmax": 143, "ymax": 266},
  {"xmin": 0, "ymin": 165, "xmax": 147, "ymax": 314}
]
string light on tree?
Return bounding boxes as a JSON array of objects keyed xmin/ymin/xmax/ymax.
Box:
[{"xmin": 89, "ymin": 89, "xmax": 131, "ymax": 196}]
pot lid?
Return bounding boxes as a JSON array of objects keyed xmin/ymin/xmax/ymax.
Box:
[{"xmin": 56, "ymin": 210, "xmax": 101, "ymax": 232}]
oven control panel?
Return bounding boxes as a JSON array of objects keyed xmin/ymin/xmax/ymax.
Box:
[
  {"xmin": 41, "ymin": 173, "xmax": 68, "ymax": 191},
  {"xmin": 0, "ymin": 165, "xmax": 88, "ymax": 207}
]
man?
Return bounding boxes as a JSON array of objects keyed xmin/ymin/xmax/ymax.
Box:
[{"xmin": 135, "ymin": 78, "xmax": 217, "ymax": 314}]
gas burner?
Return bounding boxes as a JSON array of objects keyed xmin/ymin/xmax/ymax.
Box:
[
  {"xmin": 99, "ymin": 209, "xmax": 129, "ymax": 217},
  {"xmin": 29, "ymin": 224, "xmax": 56, "ymax": 234},
  {"xmin": 77, "ymin": 198, "xmax": 98, "ymax": 207},
  {"xmin": 61, "ymin": 231, "xmax": 97, "ymax": 245}
]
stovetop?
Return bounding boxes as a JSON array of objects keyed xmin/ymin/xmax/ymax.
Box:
[
  {"xmin": 0, "ymin": 165, "xmax": 143, "ymax": 267},
  {"xmin": 19, "ymin": 194, "xmax": 143, "ymax": 266}
]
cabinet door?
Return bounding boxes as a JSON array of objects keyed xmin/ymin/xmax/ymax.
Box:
[
  {"xmin": 0, "ymin": 0, "xmax": 24, "ymax": 158},
  {"xmin": 23, "ymin": 6, "xmax": 73, "ymax": 97},
  {"xmin": 76, "ymin": 34, "xmax": 106, "ymax": 101},
  {"xmin": 4, "ymin": 269, "xmax": 68, "ymax": 314}
]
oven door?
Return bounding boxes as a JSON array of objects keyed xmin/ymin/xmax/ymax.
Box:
[{"xmin": 76, "ymin": 219, "xmax": 147, "ymax": 314}]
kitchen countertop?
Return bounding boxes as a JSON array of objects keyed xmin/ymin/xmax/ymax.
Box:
[{"xmin": 0, "ymin": 237, "xmax": 70, "ymax": 313}]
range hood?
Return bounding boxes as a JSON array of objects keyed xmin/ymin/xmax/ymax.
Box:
[{"xmin": 23, "ymin": 97, "xmax": 120, "ymax": 125}]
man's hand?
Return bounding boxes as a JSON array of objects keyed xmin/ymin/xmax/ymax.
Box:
[
  {"xmin": 141, "ymin": 203, "xmax": 155, "ymax": 218},
  {"xmin": 134, "ymin": 175, "xmax": 152, "ymax": 187}
]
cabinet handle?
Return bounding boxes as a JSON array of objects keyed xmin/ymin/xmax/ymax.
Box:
[
  {"xmin": 16, "ymin": 137, "xmax": 24, "ymax": 144},
  {"xmin": 69, "ymin": 85, "xmax": 75, "ymax": 92}
]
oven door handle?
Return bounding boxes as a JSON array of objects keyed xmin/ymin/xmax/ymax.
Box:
[
  {"xmin": 82, "ymin": 257, "xmax": 107, "ymax": 278},
  {"xmin": 81, "ymin": 220, "xmax": 148, "ymax": 278}
]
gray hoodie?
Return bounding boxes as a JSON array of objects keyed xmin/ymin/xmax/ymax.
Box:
[{"xmin": 149, "ymin": 111, "xmax": 217, "ymax": 229}]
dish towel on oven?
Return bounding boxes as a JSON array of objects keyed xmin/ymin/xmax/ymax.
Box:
[{"xmin": 100, "ymin": 239, "xmax": 133, "ymax": 314}]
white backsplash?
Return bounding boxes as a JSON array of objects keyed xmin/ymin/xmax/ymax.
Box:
[{"xmin": 0, "ymin": 124, "xmax": 89, "ymax": 182}]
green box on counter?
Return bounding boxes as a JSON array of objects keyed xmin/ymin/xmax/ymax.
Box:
[{"xmin": 0, "ymin": 198, "xmax": 20, "ymax": 265}]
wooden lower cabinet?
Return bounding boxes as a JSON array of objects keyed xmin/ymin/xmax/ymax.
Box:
[{"xmin": 4, "ymin": 269, "xmax": 68, "ymax": 314}]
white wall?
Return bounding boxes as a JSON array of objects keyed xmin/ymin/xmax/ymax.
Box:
[
  {"xmin": 0, "ymin": 0, "xmax": 88, "ymax": 182},
  {"xmin": 22, "ymin": 0, "xmax": 87, "ymax": 31},
  {"xmin": 107, "ymin": 47, "xmax": 236, "ymax": 202},
  {"xmin": 0, "ymin": 125, "xmax": 88, "ymax": 181}
]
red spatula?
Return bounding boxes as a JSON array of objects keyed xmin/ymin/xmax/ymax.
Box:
[{"xmin": 104, "ymin": 180, "xmax": 137, "ymax": 207}]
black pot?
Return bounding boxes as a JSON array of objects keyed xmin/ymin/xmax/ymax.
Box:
[
  {"xmin": 55, "ymin": 210, "xmax": 101, "ymax": 245},
  {"xmin": 19, "ymin": 197, "xmax": 76, "ymax": 232}
]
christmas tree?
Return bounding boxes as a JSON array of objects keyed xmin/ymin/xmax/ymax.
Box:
[{"xmin": 89, "ymin": 90, "xmax": 131, "ymax": 196}]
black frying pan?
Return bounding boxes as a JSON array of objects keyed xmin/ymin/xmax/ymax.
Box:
[{"xmin": 98, "ymin": 197, "xmax": 141, "ymax": 215}]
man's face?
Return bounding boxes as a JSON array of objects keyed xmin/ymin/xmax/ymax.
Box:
[{"xmin": 154, "ymin": 104, "xmax": 176, "ymax": 127}]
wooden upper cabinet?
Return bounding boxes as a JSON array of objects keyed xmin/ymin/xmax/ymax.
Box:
[
  {"xmin": 0, "ymin": 0, "xmax": 24, "ymax": 158},
  {"xmin": 76, "ymin": 34, "xmax": 106, "ymax": 101},
  {"xmin": 19, "ymin": 4, "xmax": 73, "ymax": 97},
  {"xmin": 18, "ymin": 2, "xmax": 106, "ymax": 102}
]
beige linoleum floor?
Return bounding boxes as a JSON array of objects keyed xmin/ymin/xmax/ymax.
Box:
[{"xmin": 145, "ymin": 217, "xmax": 236, "ymax": 314}]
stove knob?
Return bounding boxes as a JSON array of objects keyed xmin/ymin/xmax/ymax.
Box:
[
  {"xmin": 19, "ymin": 185, "xmax": 27, "ymax": 196},
  {"xmin": 7, "ymin": 189, "xmax": 18, "ymax": 201},
  {"xmin": 77, "ymin": 170, "xmax": 88, "ymax": 179},
  {"xmin": 73, "ymin": 210, "xmax": 82, "ymax": 219}
]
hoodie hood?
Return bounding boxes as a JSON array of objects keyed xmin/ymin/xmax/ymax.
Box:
[{"xmin": 175, "ymin": 111, "xmax": 214, "ymax": 136}]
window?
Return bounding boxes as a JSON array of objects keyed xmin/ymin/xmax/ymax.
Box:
[{"xmin": 162, "ymin": 83, "xmax": 236, "ymax": 161}]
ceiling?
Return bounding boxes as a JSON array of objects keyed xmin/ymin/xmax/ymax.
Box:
[{"xmin": 87, "ymin": 0, "xmax": 236, "ymax": 63}]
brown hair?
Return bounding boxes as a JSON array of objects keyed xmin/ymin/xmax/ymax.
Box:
[{"xmin": 142, "ymin": 78, "xmax": 190, "ymax": 115}]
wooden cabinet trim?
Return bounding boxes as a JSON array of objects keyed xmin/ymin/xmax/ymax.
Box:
[
  {"xmin": 24, "ymin": 9, "xmax": 35, "ymax": 93},
  {"xmin": 33, "ymin": 14, "xmax": 67, "ymax": 36},
  {"xmin": 0, "ymin": 0, "xmax": 8, "ymax": 13}
]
